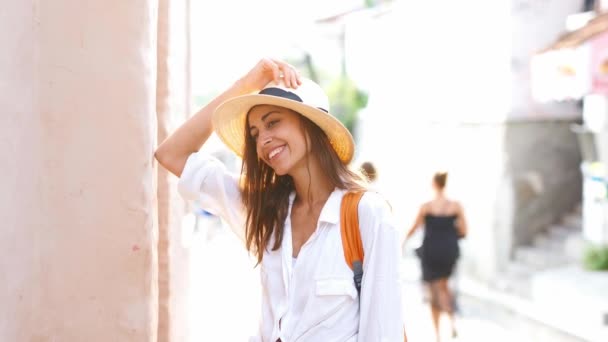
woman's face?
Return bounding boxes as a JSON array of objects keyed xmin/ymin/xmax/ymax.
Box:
[{"xmin": 247, "ymin": 105, "xmax": 309, "ymax": 176}]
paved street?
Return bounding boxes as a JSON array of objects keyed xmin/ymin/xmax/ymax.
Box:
[{"xmin": 188, "ymin": 217, "xmax": 528, "ymax": 342}]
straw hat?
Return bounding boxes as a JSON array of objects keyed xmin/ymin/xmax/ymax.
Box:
[{"xmin": 212, "ymin": 78, "xmax": 355, "ymax": 164}]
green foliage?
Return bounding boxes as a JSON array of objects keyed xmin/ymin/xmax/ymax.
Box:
[
  {"xmin": 365, "ymin": 0, "xmax": 377, "ymax": 7},
  {"xmin": 583, "ymin": 244, "xmax": 608, "ymax": 271},
  {"xmin": 365, "ymin": 0, "xmax": 394, "ymax": 8},
  {"xmin": 325, "ymin": 76, "xmax": 368, "ymax": 136}
]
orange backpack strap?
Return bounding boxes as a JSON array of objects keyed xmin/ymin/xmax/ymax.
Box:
[
  {"xmin": 341, "ymin": 191, "xmax": 408, "ymax": 341},
  {"xmin": 340, "ymin": 191, "xmax": 365, "ymax": 296}
]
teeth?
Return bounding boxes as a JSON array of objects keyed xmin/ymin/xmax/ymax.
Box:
[{"xmin": 269, "ymin": 146, "xmax": 284, "ymax": 160}]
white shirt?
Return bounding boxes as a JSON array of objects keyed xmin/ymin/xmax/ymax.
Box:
[{"xmin": 178, "ymin": 152, "xmax": 404, "ymax": 342}]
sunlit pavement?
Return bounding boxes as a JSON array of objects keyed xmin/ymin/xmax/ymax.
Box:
[
  {"xmin": 188, "ymin": 218, "xmax": 528, "ymax": 342},
  {"xmin": 188, "ymin": 217, "xmax": 261, "ymax": 342},
  {"xmin": 400, "ymin": 257, "xmax": 526, "ymax": 342}
]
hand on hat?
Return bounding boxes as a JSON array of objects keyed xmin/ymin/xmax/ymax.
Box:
[{"xmin": 238, "ymin": 58, "xmax": 302, "ymax": 94}]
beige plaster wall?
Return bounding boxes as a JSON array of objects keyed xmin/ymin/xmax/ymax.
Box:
[
  {"xmin": 0, "ymin": 1, "xmax": 159, "ymax": 340},
  {"xmin": 156, "ymin": 0, "xmax": 191, "ymax": 340}
]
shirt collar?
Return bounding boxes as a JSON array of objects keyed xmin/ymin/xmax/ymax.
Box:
[
  {"xmin": 288, "ymin": 188, "xmax": 346, "ymax": 225},
  {"xmin": 318, "ymin": 188, "xmax": 346, "ymax": 225}
]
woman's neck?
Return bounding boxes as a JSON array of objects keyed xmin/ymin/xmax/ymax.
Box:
[
  {"xmin": 434, "ymin": 190, "xmax": 446, "ymax": 200},
  {"xmin": 290, "ymin": 157, "xmax": 334, "ymax": 207}
]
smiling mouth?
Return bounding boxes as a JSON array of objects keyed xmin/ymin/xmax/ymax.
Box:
[{"xmin": 268, "ymin": 146, "xmax": 285, "ymax": 161}]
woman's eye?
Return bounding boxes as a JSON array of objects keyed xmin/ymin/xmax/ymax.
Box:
[{"xmin": 267, "ymin": 120, "xmax": 279, "ymax": 128}]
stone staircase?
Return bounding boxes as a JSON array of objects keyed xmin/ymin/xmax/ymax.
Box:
[
  {"xmin": 458, "ymin": 206, "xmax": 608, "ymax": 341},
  {"xmin": 492, "ymin": 207, "xmax": 585, "ymax": 298}
]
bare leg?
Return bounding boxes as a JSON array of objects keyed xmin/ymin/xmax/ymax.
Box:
[
  {"xmin": 428, "ymin": 282, "xmax": 441, "ymax": 342},
  {"xmin": 437, "ymin": 278, "xmax": 457, "ymax": 338}
]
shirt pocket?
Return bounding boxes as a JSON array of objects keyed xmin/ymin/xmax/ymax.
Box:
[
  {"xmin": 312, "ymin": 277, "xmax": 358, "ymax": 330},
  {"xmin": 315, "ymin": 277, "xmax": 357, "ymax": 300}
]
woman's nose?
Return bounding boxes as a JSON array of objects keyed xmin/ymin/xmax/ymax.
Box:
[{"xmin": 260, "ymin": 133, "xmax": 272, "ymax": 146}]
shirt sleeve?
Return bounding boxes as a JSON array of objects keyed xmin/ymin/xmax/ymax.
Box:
[
  {"xmin": 177, "ymin": 151, "xmax": 246, "ymax": 242},
  {"xmin": 357, "ymin": 192, "xmax": 405, "ymax": 342}
]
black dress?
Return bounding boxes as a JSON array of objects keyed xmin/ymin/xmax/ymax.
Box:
[{"xmin": 419, "ymin": 214, "xmax": 460, "ymax": 282}]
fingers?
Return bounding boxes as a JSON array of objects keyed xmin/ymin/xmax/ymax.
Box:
[
  {"xmin": 270, "ymin": 58, "xmax": 301, "ymax": 89},
  {"xmin": 248, "ymin": 58, "xmax": 303, "ymax": 92},
  {"xmin": 280, "ymin": 63, "xmax": 297, "ymax": 89},
  {"xmin": 287, "ymin": 66, "xmax": 301, "ymax": 88},
  {"xmin": 262, "ymin": 58, "xmax": 281, "ymax": 85}
]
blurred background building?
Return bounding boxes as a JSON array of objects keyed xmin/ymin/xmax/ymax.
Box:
[{"xmin": 1, "ymin": 0, "xmax": 607, "ymax": 341}]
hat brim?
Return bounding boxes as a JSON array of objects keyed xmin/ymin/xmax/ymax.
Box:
[{"xmin": 212, "ymin": 94, "xmax": 355, "ymax": 164}]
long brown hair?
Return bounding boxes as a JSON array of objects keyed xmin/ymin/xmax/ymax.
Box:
[{"xmin": 241, "ymin": 107, "xmax": 366, "ymax": 264}]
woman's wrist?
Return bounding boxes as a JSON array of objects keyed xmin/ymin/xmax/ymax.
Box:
[
  {"xmin": 212, "ymin": 78, "xmax": 252, "ymax": 107},
  {"xmin": 233, "ymin": 77, "xmax": 255, "ymax": 95}
]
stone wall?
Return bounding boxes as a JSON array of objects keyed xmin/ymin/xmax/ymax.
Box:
[{"xmin": 505, "ymin": 121, "xmax": 582, "ymax": 246}]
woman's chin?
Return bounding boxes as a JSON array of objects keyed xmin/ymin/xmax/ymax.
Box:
[
  {"xmin": 269, "ymin": 161, "xmax": 291, "ymax": 176},
  {"xmin": 272, "ymin": 167, "xmax": 289, "ymax": 176}
]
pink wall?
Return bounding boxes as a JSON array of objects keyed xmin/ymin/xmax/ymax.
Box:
[
  {"xmin": 0, "ymin": 1, "xmax": 159, "ymax": 340},
  {"xmin": 156, "ymin": 0, "xmax": 191, "ymax": 340}
]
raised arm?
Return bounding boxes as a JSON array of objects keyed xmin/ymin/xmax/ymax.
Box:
[{"xmin": 154, "ymin": 58, "xmax": 301, "ymax": 177}]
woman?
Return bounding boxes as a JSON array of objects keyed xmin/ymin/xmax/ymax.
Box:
[
  {"xmin": 155, "ymin": 58, "xmax": 404, "ymax": 342},
  {"xmin": 403, "ymin": 172, "xmax": 467, "ymax": 342}
]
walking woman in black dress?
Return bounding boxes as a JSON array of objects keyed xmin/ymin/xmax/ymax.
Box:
[{"xmin": 403, "ymin": 172, "xmax": 468, "ymax": 342}]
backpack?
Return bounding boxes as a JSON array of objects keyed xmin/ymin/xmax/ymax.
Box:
[{"xmin": 340, "ymin": 191, "xmax": 408, "ymax": 342}]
